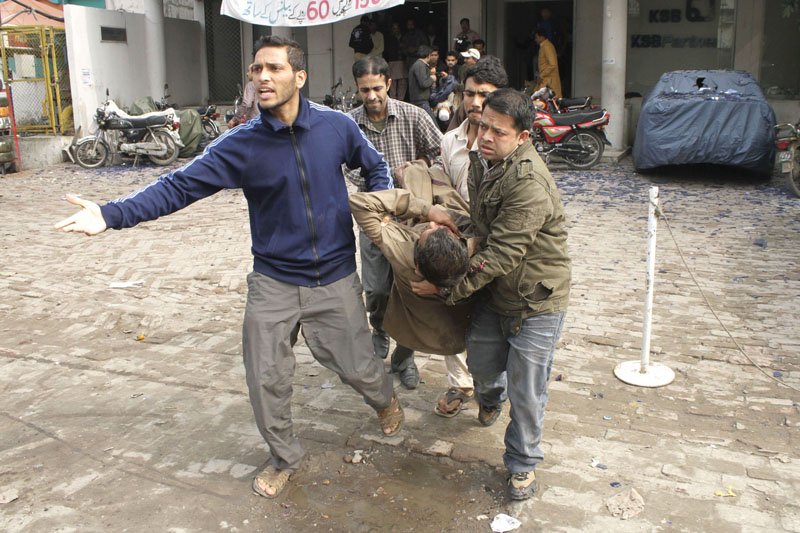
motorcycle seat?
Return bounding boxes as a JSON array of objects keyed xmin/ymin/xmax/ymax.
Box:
[
  {"xmin": 551, "ymin": 109, "xmax": 606, "ymax": 126},
  {"xmin": 124, "ymin": 114, "xmax": 171, "ymax": 128},
  {"xmin": 558, "ymin": 96, "xmax": 591, "ymax": 108}
]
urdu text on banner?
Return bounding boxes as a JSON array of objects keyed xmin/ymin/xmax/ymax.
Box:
[{"xmin": 221, "ymin": 0, "xmax": 406, "ymax": 28}]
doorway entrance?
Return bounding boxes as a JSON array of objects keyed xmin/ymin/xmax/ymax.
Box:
[{"xmin": 503, "ymin": 0, "xmax": 573, "ymax": 96}]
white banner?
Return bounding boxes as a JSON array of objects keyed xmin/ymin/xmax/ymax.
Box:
[{"xmin": 221, "ymin": 0, "xmax": 405, "ymax": 28}]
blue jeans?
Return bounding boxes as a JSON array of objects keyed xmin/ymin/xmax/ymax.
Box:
[{"xmin": 466, "ymin": 304, "xmax": 566, "ymax": 474}]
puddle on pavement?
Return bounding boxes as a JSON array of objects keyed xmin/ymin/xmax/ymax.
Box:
[{"xmin": 260, "ymin": 447, "xmax": 508, "ymax": 532}]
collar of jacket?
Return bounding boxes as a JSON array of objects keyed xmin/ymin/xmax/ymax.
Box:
[
  {"xmin": 468, "ymin": 142, "xmax": 528, "ymax": 182},
  {"xmin": 260, "ymin": 92, "xmax": 312, "ymax": 132}
]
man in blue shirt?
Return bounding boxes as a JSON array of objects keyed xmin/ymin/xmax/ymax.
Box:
[{"xmin": 54, "ymin": 36, "xmax": 403, "ymax": 500}]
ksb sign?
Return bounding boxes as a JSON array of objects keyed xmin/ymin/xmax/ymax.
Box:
[{"xmin": 221, "ymin": 0, "xmax": 405, "ymax": 27}]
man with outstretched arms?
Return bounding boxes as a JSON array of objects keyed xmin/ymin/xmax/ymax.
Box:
[{"xmin": 55, "ymin": 36, "xmax": 403, "ymax": 500}]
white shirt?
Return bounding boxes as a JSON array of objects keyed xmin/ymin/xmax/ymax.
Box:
[{"xmin": 440, "ymin": 118, "xmax": 476, "ymax": 201}]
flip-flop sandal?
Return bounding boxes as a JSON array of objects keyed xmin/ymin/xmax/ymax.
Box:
[
  {"xmin": 252, "ymin": 465, "xmax": 292, "ymax": 499},
  {"xmin": 434, "ymin": 387, "xmax": 473, "ymax": 418},
  {"xmin": 377, "ymin": 394, "xmax": 404, "ymax": 436}
]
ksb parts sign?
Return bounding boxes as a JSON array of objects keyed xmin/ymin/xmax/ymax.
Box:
[{"xmin": 222, "ymin": 0, "xmax": 405, "ymax": 27}]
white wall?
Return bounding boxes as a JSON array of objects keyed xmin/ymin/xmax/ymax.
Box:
[
  {"xmin": 65, "ymin": 5, "xmax": 204, "ymax": 132},
  {"xmin": 65, "ymin": 5, "xmax": 150, "ymax": 132}
]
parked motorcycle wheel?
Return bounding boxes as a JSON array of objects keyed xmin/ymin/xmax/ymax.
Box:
[
  {"xmin": 202, "ymin": 119, "xmax": 220, "ymax": 139},
  {"xmin": 147, "ymin": 130, "xmax": 179, "ymax": 166},
  {"xmin": 788, "ymin": 150, "xmax": 800, "ymax": 198},
  {"xmin": 560, "ymin": 130, "xmax": 604, "ymax": 169},
  {"xmin": 75, "ymin": 138, "xmax": 109, "ymax": 169}
]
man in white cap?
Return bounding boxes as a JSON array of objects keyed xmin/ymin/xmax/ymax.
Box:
[{"xmin": 458, "ymin": 48, "xmax": 480, "ymax": 83}]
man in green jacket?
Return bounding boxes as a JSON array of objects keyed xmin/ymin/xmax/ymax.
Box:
[{"xmin": 413, "ymin": 88, "xmax": 570, "ymax": 501}]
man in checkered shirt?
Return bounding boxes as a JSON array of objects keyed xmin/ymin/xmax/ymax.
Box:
[{"xmin": 344, "ymin": 56, "xmax": 442, "ymax": 389}]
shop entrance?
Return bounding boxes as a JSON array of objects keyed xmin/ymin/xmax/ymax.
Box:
[{"xmin": 503, "ymin": 0, "xmax": 573, "ymax": 97}]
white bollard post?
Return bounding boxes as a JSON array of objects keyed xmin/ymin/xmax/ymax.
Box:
[{"xmin": 614, "ymin": 186, "xmax": 675, "ymax": 387}]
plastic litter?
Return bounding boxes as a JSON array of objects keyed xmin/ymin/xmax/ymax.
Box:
[
  {"xmin": 610, "ymin": 481, "xmax": 622, "ymax": 488},
  {"xmin": 321, "ymin": 382, "xmax": 335, "ymax": 389},
  {"xmin": 490, "ymin": 513, "xmax": 522, "ymax": 532},
  {"xmin": 603, "ymin": 415, "xmax": 612, "ymax": 421},
  {"xmin": 591, "ymin": 458, "xmax": 608, "ymax": 469},
  {"xmin": 752, "ymin": 238, "xmax": 767, "ymax": 248},
  {"xmin": 773, "ymin": 371, "xmax": 783, "ymax": 378}
]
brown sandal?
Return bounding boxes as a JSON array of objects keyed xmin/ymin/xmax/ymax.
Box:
[
  {"xmin": 435, "ymin": 387, "xmax": 474, "ymax": 418},
  {"xmin": 377, "ymin": 394, "xmax": 404, "ymax": 436},
  {"xmin": 252, "ymin": 465, "xmax": 292, "ymax": 499}
]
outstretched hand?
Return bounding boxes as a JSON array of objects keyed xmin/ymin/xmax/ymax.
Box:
[{"xmin": 53, "ymin": 194, "xmax": 107, "ymax": 236}]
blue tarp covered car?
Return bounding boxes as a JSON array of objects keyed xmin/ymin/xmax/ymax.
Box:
[{"xmin": 633, "ymin": 70, "xmax": 776, "ymax": 176}]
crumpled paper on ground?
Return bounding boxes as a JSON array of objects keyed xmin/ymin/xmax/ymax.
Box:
[
  {"xmin": 490, "ymin": 513, "xmax": 522, "ymax": 532},
  {"xmin": 605, "ymin": 487, "xmax": 645, "ymax": 520}
]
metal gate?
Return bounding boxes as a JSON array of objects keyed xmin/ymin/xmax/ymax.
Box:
[{"xmin": 0, "ymin": 26, "xmax": 70, "ymax": 135}]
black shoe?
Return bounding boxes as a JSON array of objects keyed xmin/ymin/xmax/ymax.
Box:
[
  {"xmin": 478, "ymin": 402, "xmax": 502, "ymax": 427},
  {"xmin": 398, "ymin": 360, "xmax": 420, "ymax": 389},
  {"xmin": 372, "ymin": 330, "xmax": 389, "ymax": 359}
]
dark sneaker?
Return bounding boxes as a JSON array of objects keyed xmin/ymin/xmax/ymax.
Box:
[
  {"xmin": 398, "ymin": 360, "xmax": 420, "ymax": 389},
  {"xmin": 372, "ymin": 330, "xmax": 390, "ymax": 359},
  {"xmin": 508, "ymin": 471, "xmax": 538, "ymax": 500},
  {"xmin": 478, "ymin": 402, "xmax": 502, "ymax": 427}
]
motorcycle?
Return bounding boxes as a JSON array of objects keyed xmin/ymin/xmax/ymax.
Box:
[
  {"xmin": 73, "ymin": 91, "xmax": 182, "ymax": 169},
  {"xmin": 224, "ymin": 83, "xmax": 243, "ymax": 125},
  {"xmin": 157, "ymin": 83, "xmax": 219, "ymax": 140},
  {"xmin": 196, "ymin": 104, "xmax": 220, "ymax": 139},
  {"xmin": 323, "ymin": 78, "xmax": 357, "ymax": 112},
  {"xmin": 531, "ymin": 86, "xmax": 593, "ymax": 114},
  {"xmin": 530, "ymin": 89, "xmax": 611, "ymax": 169},
  {"xmin": 775, "ymin": 120, "xmax": 800, "ymax": 197}
]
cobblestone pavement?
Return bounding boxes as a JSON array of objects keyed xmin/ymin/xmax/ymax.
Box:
[{"xmin": 0, "ymin": 158, "xmax": 798, "ymax": 532}]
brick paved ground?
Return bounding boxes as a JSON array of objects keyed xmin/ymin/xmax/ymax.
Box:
[{"xmin": 0, "ymin": 158, "xmax": 798, "ymax": 532}]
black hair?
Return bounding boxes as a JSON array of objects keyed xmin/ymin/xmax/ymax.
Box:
[
  {"xmin": 483, "ymin": 88, "xmax": 533, "ymax": 133},
  {"xmin": 254, "ymin": 35, "xmax": 306, "ymax": 72},
  {"xmin": 352, "ymin": 57, "xmax": 390, "ymax": 81},
  {"xmin": 473, "ymin": 39, "xmax": 485, "ymax": 47},
  {"xmin": 460, "ymin": 17, "xmax": 470, "ymax": 25},
  {"xmin": 445, "ymin": 50, "xmax": 458, "ymax": 58},
  {"xmin": 464, "ymin": 55, "xmax": 509, "ymax": 89},
  {"xmin": 416, "ymin": 45, "xmax": 434, "ymax": 59},
  {"xmin": 414, "ymin": 228, "xmax": 469, "ymax": 288}
]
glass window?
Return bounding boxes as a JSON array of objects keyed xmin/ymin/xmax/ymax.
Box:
[
  {"xmin": 626, "ymin": 0, "xmax": 736, "ymax": 96},
  {"xmin": 759, "ymin": 1, "xmax": 800, "ymax": 98}
]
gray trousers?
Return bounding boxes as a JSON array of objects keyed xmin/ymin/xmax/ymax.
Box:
[
  {"xmin": 359, "ymin": 232, "xmax": 393, "ymax": 333},
  {"xmin": 242, "ymin": 271, "xmax": 393, "ymax": 471}
]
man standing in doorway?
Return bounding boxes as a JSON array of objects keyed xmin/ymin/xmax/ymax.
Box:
[
  {"xmin": 344, "ymin": 57, "xmax": 442, "ymax": 389},
  {"xmin": 55, "ymin": 36, "xmax": 403, "ymax": 500},
  {"xmin": 535, "ymin": 29, "xmax": 562, "ymax": 98}
]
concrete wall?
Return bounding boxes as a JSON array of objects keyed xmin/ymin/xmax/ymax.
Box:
[
  {"xmin": 573, "ymin": 0, "xmax": 602, "ymax": 100},
  {"xmin": 164, "ymin": 18, "xmax": 205, "ymax": 106},
  {"xmin": 65, "ymin": 5, "xmax": 204, "ymax": 131}
]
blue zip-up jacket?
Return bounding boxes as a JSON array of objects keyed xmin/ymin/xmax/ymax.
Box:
[{"xmin": 100, "ymin": 94, "xmax": 392, "ymax": 287}]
